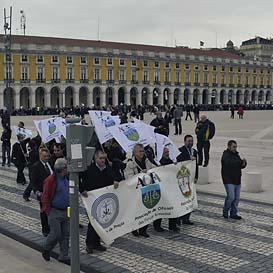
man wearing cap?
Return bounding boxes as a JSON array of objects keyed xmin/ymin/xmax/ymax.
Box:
[{"xmin": 41, "ymin": 158, "xmax": 70, "ymax": 263}]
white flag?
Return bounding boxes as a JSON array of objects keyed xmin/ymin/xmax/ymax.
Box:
[
  {"xmin": 89, "ymin": 111, "xmax": 121, "ymax": 144},
  {"xmin": 12, "ymin": 126, "xmax": 32, "ymax": 140}
]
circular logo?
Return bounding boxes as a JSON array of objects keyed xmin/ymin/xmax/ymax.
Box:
[
  {"xmin": 91, "ymin": 193, "xmax": 119, "ymax": 229},
  {"xmin": 48, "ymin": 123, "xmax": 56, "ymax": 134}
]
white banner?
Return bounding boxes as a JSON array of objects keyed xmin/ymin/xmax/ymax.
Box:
[
  {"xmin": 155, "ymin": 133, "xmax": 181, "ymax": 164},
  {"xmin": 107, "ymin": 122, "xmax": 156, "ymax": 153},
  {"xmin": 89, "ymin": 111, "xmax": 121, "ymax": 144},
  {"xmin": 82, "ymin": 161, "xmax": 197, "ymax": 245},
  {"xmin": 12, "ymin": 126, "xmax": 32, "ymax": 140}
]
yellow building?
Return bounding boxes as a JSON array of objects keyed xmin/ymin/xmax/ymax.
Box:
[{"xmin": 0, "ymin": 35, "xmax": 272, "ymax": 109}]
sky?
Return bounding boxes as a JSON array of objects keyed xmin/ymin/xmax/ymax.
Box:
[{"xmin": 2, "ymin": 0, "xmax": 273, "ymax": 49}]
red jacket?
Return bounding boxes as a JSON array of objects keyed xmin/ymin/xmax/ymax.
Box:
[{"xmin": 41, "ymin": 174, "xmax": 57, "ymax": 215}]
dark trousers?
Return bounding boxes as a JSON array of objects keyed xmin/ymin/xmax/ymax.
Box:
[
  {"xmin": 23, "ymin": 167, "xmax": 33, "ymax": 199},
  {"xmin": 86, "ymin": 222, "xmax": 100, "ymax": 247},
  {"xmin": 197, "ymin": 141, "xmax": 210, "ymax": 165},
  {"xmin": 181, "ymin": 212, "xmax": 191, "ymax": 223},
  {"xmin": 194, "ymin": 113, "xmax": 200, "ymax": 123},
  {"xmin": 16, "ymin": 164, "xmax": 26, "ymax": 184},
  {"xmin": 230, "ymin": 112, "xmax": 234, "ymax": 119},
  {"xmin": 174, "ymin": 119, "xmax": 182, "ymax": 135},
  {"xmin": 38, "ymin": 198, "xmax": 50, "ymax": 234},
  {"xmin": 185, "ymin": 112, "xmax": 192, "ymax": 120},
  {"xmin": 2, "ymin": 144, "xmax": 10, "ymax": 165},
  {"xmin": 153, "ymin": 218, "xmax": 177, "ymax": 229}
]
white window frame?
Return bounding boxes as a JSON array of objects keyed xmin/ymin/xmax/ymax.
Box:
[
  {"xmin": 131, "ymin": 69, "xmax": 137, "ymax": 81},
  {"xmin": 175, "ymin": 71, "xmax": 180, "ymax": 83},
  {"xmin": 37, "ymin": 55, "xmax": 44, "ymax": 63},
  {"xmin": 107, "ymin": 58, "xmax": 113, "ymax": 65},
  {"xmin": 80, "ymin": 56, "xmax": 87, "ymax": 64},
  {"xmin": 143, "ymin": 70, "xmax": 149, "ymax": 82},
  {"xmin": 52, "ymin": 55, "xmax": 59, "ymax": 63},
  {"xmin": 119, "ymin": 69, "xmax": 125, "ymax": 81},
  {"xmin": 67, "ymin": 67, "xmax": 73, "ymax": 80},
  {"xmin": 131, "ymin": 59, "xmax": 137, "ymax": 66},
  {"xmin": 52, "ymin": 66, "xmax": 59, "ymax": 80},
  {"xmin": 21, "ymin": 54, "xmax": 28, "ymax": 62},
  {"xmin": 154, "ymin": 70, "xmax": 159, "ymax": 82},
  {"xmin": 94, "ymin": 57, "xmax": 100, "ymax": 65},
  {"xmin": 21, "ymin": 66, "xmax": 28, "ymax": 80},
  {"xmin": 165, "ymin": 70, "xmax": 170, "ymax": 82},
  {"xmin": 80, "ymin": 67, "xmax": 87, "ymax": 80},
  {"xmin": 66, "ymin": 56, "xmax": 73, "ymax": 64},
  {"xmin": 107, "ymin": 68, "xmax": 113, "ymax": 80},
  {"xmin": 37, "ymin": 66, "xmax": 44, "ymax": 80},
  {"xmin": 94, "ymin": 68, "xmax": 100, "ymax": 80},
  {"xmin": 119, "ymin": 59, "xmax": 125, "ymax": 66}
]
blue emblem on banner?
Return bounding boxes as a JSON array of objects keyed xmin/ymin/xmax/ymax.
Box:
[
  {"xmin": 141, "ymin": 184, "xmax": 161, "ymax": 209},
  {"xmin": 91, "ymin": 193, "xmax": 119, "ymax": 228}
]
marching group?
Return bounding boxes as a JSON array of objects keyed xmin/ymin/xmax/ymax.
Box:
[{"xmin": 0, "ymin": 107, "xmax": 247, "ymax": 263}]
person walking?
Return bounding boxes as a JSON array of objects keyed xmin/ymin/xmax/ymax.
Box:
[
  {"xmin": 185, "ymin": 105, "xmax": 193, "ymax": 121},
  {"xmin": 1, "ymin": 125, "xmax": 12, "ymax": 167},
  {"xmin": 237, "ymin": 105, "xmax": 244, "ymax": 119},
  {"xmin": 222, "ymin": 140, "xmax": 247, "ymax": 220},
  {"xmin": 195, "ymin": 114, "xmax": 215, "ymax": 167},
  {"xmin": 230, "ymin": 105, "xmax": 235, "ymax": 119},
  {"xmin": 173, "ymin": 105, "xmax": 183, "ymax": 135},
  {"xmin": 193, "ymin": 105, "xmax": 200, "ymax": 123},
  {"xmin": 41, "ymin": 158, "xmax": 70, "ymax": 263}
]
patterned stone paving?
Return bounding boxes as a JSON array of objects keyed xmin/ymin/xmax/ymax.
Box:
[{"xmin": 1, "ymin": 165, "xmax": 273, "ymax": 272}]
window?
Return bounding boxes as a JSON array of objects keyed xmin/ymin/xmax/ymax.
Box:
[
  {"xmin": 175, "ymin": 71, "xmax": 180, "ymax": 83},
  {"xmin": 143, "ymin": 60, "xmax": 148, "ymax": 67},
  {"xmin": 260, "ymin": 69, "xmax": 263, "ymax": 74},
  {"xmin": 94, "ymin": 58, "xmax": 100, "ymax": 65},
  {"xmin": 5, "ymin": 53, "xmax": 12, "ymax": 62},
  {"xmin": 213, "ymin": 73, "xmax": 217, "ymax": 84},
  {"xmin": 230, "ymin": 74, "xmax": 233, "ymax": 84},
  {"xmin": 119, "ymin": 59, "xmax": 125, "ymax": 66},
  {"xmin": 245, "ymin": 75, "xmax": 249, "ymax": 85},
  {"xmin": 119, "ymin": 69, "xmax": 125, "ymax": 81},
  {"xmin": 52, "ymin": 55, "xmax": 58, "ymax": 63},
  {"xmin": 154, "ymin": 61, "xmax": 159, "ymax": 68},
  {"xmin": 165, "ymin": 70, "xmax": 170, "ymax": 82},
  {"xmin": 246, "ymin": 68, "xmax": 249, "ymax": 73},
  {"xmin": 80, "ymin": 67, "xmax": 87, "ymax": 80},
  {"xmin": 67, "ymin": 67, "xmax": 73, "ymax": 79},
  {"xmin": 52, "ymin": 66, "xmax": 59, "ymax": 80},
  {"xmin": 37, "ymin": 66, "xmax": 44, "ymax": 80},
  {"xmin": 132, "ymin": 69, "xmax": 137, "ymax": 81},
  {"xmin": 175, "ymin": 63, "xmax": 180, "ymax": 69},
  {"xmin": 253, "ymin": 69, "xmax": 256, "ymax": 74},
  {"xmin": 213, "ymin": 65, "xmax": 217, "ymax": 71},
  {"xmin": 144, "ymin": 70, "xmax": 149, "ymax": 82},
  {"xmin": 238, "ymin": 74, "xmax": 241, "ymax": 84},
  {"xmin": 229, "ymin": 67, "xmax": 233, "ymax": 72},
  {"xmin": 267, "ymin": 75, "xmax": 270, "ymax": 85},
  {"xmin": 260, "ymin": 76, "xmax": 264, "ymax": 85},
  {"xmin": 67, "ymin": 56, "xmax": 73, "ymax": 64},
  {"xmin": 80, "ymin": 56, "xmax": 87, "ymax": 64},
  {"xmin": 21, "ymin": 55, "xmax": 28, "ymax": 62},
  {"xmin": 221, "ymin": 66, "xmax": 225, "ymax": 72},
  {"xmin": 194, "ymin": 72, "xmax": 199, "ymax": 83},
  {"xmin": 154, "ymin": 70, "xmax": 159, "ymax": 82},
  {"xmin": 5, "ymin": 66, "xmax": 12, "ymax": 79},
  {"xmin": 107, "ymin": 69, "xmax": 113, "ymax": 80},
  {"xmin": 267, "ymin": 69, "xmax": 270, "ymax": 74},
  {"xmin": 221, "ymin": 74, "xmax": 225, "ymax": 84},
  {"xmin": 94, "ymin": 68, "xmax": 100, "ymax": 80},
  {"xmin": 132, "ymin": 59, "xmax": 137, "ymax": 66},
  {"xmin": 204, "ymin": 65, "xmax": 208, "ymax": 71},
  {"xmin": 204, "ymin": 73, "xmax": 208, "ymax": 84},
  {"xmin": 253, "ymin": 75, "xmax": 257, "ymax": 85},
  {"xmin": 165, "ymin": 62, "xmax": 170, "ymax": 68},
  {"xmin": 185, "ymin": 71, "xmax": 190, "ymax": 83},
  {"xmin": 37, "ymin": 55, "xmax": 44, "ymax": 63},
  {"xmin": 238, "ymin": 67, "xmax": 241, "ymax": 73},
  {"xmin": 194, "ymin": 65, "xmax": 199, "ymax": 71},
  {"xmin": 21, "ymin": 66, "xmax": 28, "ymax": 80},
  {"xmin": 107, "ymin": 58, "xmax": 113, "ymax": 65},
  {"xmin": 185, "ymin": 64, "xmax": 190, "ymax": 70}
]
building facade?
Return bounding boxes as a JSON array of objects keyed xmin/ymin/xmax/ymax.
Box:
[{"xmin": 0, "ymin": 35, "xmax": 272, "ymax": 110}]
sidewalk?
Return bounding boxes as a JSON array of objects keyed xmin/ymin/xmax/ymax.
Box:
[{"xmin": 0, "ymin": 234, "xmax": 70, "ymax": 273}]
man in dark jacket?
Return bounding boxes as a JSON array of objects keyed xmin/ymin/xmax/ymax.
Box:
[
  {"xmin": 177, "ymin": 134, "xmax": 198, "ymax": 225},
  {"xmin": 185, "ymin": 105, "xmax": 193, "ymax": 121},
  {"xmin": 80, "ymin": 150, "xmax": 119, "ymax": 254},
  {"xmin": 1, "ymin": 125, "xmax": 12, "ymax": 167},
  {"xmin": 173, "ymin": 105, "xmax": 183, "ymax": 135},
  {"xmin": 150, "ymin": 112, "xmax": 169, "ymax": 136},
  {"xmin": 222, "ymin": 140, "xmax": 247, "ymax": 220},
  {"xmin": 195, "ymin": 114, "xmax": 215, "ymax": 167},
  {"xmin": 193, "ymin": 105, "xmax": 200, "ymax": 123}
]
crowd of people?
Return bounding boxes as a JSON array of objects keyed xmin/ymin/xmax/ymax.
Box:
[{"xmin": 0, "ymin": 107, "xmax": 247, "ymax": 263}]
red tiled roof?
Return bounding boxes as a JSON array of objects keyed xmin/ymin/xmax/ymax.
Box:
[{"xmin": 1, "ymin": 34, "xmax": 242, "ymax": 60}]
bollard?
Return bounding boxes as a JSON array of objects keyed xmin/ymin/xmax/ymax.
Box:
[
  {"xmin": 198, "ymin": 166, "xmax": 210, "ymax": 185},
  {"xmin": 244, "ymin": 172, "xmax": 263, "ymax": 193}
]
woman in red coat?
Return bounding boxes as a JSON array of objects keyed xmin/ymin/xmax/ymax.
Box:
[{"xmin": 237, "ymin": 105, "xmax": 244, "ymax": 119}]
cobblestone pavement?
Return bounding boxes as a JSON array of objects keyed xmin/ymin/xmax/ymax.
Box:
[{"xmin": 1, "ymin": 166, "xmax": 273, "ymax": 273}]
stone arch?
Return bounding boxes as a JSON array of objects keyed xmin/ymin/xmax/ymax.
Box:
[
  {"xmin": 266, "ymin": 90, "xmax": 272, "ymax": 102},
  {"xmin": 65, "ymin": 86, "xmax": 74, "ymax": 107},
  {"xmin": 163, "ymin": 88, "xmax": 170, "ymax": 105},
  {"xmin": 251, "ymin": 90, "xmax": 257, "ymax": 103},
  {"xmin": 202, "ymin": 89, "xmax": 209, "ymax": 105},
  {"xmin": 35, "ymin": 87, "xmax": 45, "ymax": 107},
  {"xmin": 3, "ymin": 87, "xmax": 15, "ymax": 110},
  {"xmin": 184, "ymin": 88, "xmax": 190, "ymax": 105},
  {"xmin": 79, "ymin": 86, "xmax": 88, "ymax": 106},
  {"xmin": 142, "ymin": 87, "xmax": 149, "ymax": 105},
  {"xmin": 244, "ymin": 90, "xmax": 250, "ymax": 104},
  {"xmin": 174, "ymin": 88, "xmax": 181, "ymax": 105},
  {"xmin": 258, "ymin": 90, "xmax": 265, "ymax": 103},
  {"xmin": 93, "ymin": 87, "xmax": 101, "ymax": 108},
  {"xmin": 211, "ymin": 89, "xmax": 217, "ymax": 104},
  {"xmin": 130, "ymin": 87, "xmax": 138, "ymax": 106},
  {"xmin": 236, "ymin": 90, "xmax": 242, "ymax": 105},
  {"xmin": 153, "ymin": 88, "xmax": 160, "ymax": 105},
  {"xmin": 50, "ymin": 86, "xmax": 60, "ymax": 108},
  {"xmin": 228, "ymin": 90, "xmax": 234, "ymax": 104},
  {"xmin": 220, "ymin": 89, "xmax": 226, "ymax": 104},
  {"xmin": 118, "ymin": 87, "xmax": 125, "ymax": 105},
  {"xmin": 106, "ymin": 87, "xmax": 114, "ymax": 106},
  {"xmin": 20, "ymin": 87, "xmax": 30, "ymax": 109},
  {"xmin": 193, "ymin": 89, "xmax": 200, "ymax": 104}
]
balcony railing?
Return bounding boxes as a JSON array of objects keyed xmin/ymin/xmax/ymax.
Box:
[
  {"xmin": 36, "ymin": 79, "xmax": 46, "ymax": 83},
  {"xmin": 4, "ymin": 78, "xmax": 14, "ymax": 83},
  {"xmin": 174, "ymin": 82, "xmax": 181, "ymax": 86},
  {"xmin": 80, "ymin": 79, "xmax": 89, "ymax": 83},
  {"xmin": 237, "ymin": 84, "xmax": 242, "ymax": 88},
  {"xmin": 252, "ymin": 84, "xmax": 257, "ymax": 88},
  {"xmin": 131, "ymin": 80, "xmax": 138, "ymax": 84},
  {"xmin": 203, "ymin": 83, "xmax": 209, "ymax": 87},
  {"xmin": 51, "ymin": 79, "xmax": 60, "ymax": 83},
  {"xmin": 184, "ymin": 82, "xmax": 191, "ymax": 86},
  {"xmin": 154, "ymin": 81, "xmax": 161, "ymax": 85},
  {"xmin": 20, "ymin": 79, "xmax": 30, "ymax": 84},
  {"xmin": 66, "ymin": 79, "xmax": 75, "ymax": 83},
  {"xmin": 164, "ymin": 81, "xmax": 171, "ymax": 86},
  {"xmin": 212, "ymin": 83, "xmax": 218, "ymax": 87},
  {"xmin": 229, "ymin": 84, "xmax": 234, "ymax": 88},
  {"xmin": 106, "ymin": 80, "xmax": 115, "ymax": 84},
  {"xmin": 143, "ymin": 80, "xmax": 150, "ymax": 85},
  {"xmin": 221, "ymin": 83, "xmax": 226, "ymax": 87},
  {"xmin": 119, "ymin": 80, "xmax": 127, "ymax": 84},
  {"xmin": 93, "ymin": 79, "xmax": 102, "ymax": 84},
  {"xmin": 194, "ymin": 82, "xmax": 200, "ymax": 86}
]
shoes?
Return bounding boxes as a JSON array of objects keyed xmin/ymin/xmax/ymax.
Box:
[
  {"xmin": 86, "ymin": 245, "xmax": 93, "ymax": 254},
  {"xmin": 139, "ymin": 231, "xmax": 150, "ymax": 238},
  {"xmin": 230, "ymin": 215, "xmax": 242, "ymax": 220},
  {"xmin": 42, "ymin": 231, "xmax": 49, "ymax": 237},
  {"xmin": 1, "ymin": 164, "xmax": 4, "ymax": 167},
  {"xmin": 79, "ymin": 224, "xmax": 84, "ymax": 229},
  {"xmin": 174, "ymin": 133, "xmax": 178, "ymax": 135},
  {"xmin": 93, "ymin": 244, "xmax": 107, "ymax": 252},
  {"xmin": 203, "ymin": 163, "xmax": 208, "ymax": 167},
  {"xmin": 198, "ymin": 162, "xmax": 202, "ymax": 166},
  {"xmin": 169, "ymin": 226, "xmax": 180, "ymax": 232},
  {"xmin": 223, "ymin": 213, "xmax": 228, "ymax": 219},
  {"xmin": 182, "ymin": 220, "xmax": 194, "ymax": 225},
  {"xmin": 58, "ymin": 257, "xmax": 70, "ymax": 264},
  {"xmin": 132, "ymin": 230, "xmax": 139, "ymax": 237},
  {"xmin": 154, "ymin": 227, "xmax": 164, "ymax": 232},
  {"xmin": 7, "ymin": 164, "xmax": 10, "ymax": 167},
  {"xmin": 23, "ymin": 197, "xmax": 30, "ymax": 202},
  {"xmin": 42, "ymin": 250, "xmax": 50, "ymax": 261}
]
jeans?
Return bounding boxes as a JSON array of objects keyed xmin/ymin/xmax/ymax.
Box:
[
  {"xmin": 223, "ymin": 184, "xmax": 241, "ymax": 217},
  {"xmin": 44, "ymin": 208, "xmax": 70, "ymax": 260},
  {"xmin": 174, "ymin": 119, "xmax": 182, "ymax": 135},
  {"xmin": 185, "ymin": 112, "xmax": 192, "ymax": 120},
  {"xmin": 2, "ymin": 143, "xmax": 11, "ymax": 165},
  {"xmin": 194, "ymin": 113, "xmax": 200, "ymax": 123},
  {"xmin": 197, "ymin": 141, "xmax": 210, "ymax": 165}
]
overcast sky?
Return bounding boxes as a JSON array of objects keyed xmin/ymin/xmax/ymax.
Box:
[{"xmin": 3, "ymin": 0, "xmax": 273, "ymax": 49}]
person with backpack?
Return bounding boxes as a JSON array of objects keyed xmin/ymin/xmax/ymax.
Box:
[{"xmin": 195, "ymin": 114, "xmax": 215, "ymax": 167}]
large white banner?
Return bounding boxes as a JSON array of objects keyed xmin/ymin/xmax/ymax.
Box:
[
  {"xmin": 89, "ymin": 111, "xmax": 121, "ymax": 144},
  {"xmin": 107, "ymin": 122, "xmax": 156, "ymax": 153},
  {"xmin": 82, "ymin": 161, "xmax": 197, "ymax": 245}
]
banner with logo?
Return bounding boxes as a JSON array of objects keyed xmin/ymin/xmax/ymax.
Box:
[
  {"xmin": 107, "ymin": 122, "xmax": 156, "ymax": 153},
  {"xmin": 82, "ymin": 161, "xmax": 197, "ymax": 245},
  {"xmin": 89, "ymin": 111, "xmax": 121, "ymax": 144},
  {"xmin": 12, "ymin": 126, "xmax": 32, "ymax": 140},
  {"xmin": 34, "ymin": 117, "xmax": 62, "ymax": 143}
]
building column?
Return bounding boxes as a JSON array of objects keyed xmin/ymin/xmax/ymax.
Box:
[
  {"xmin": 100, "ymin": 88, "xmax": 106, "ymax": 107},
  {"xmin": 136, "ymin": 90, "xmax": 142, "ymax": 105},
  {"xmin": 59, "ymin": 90, "xmax": 64, "ymax": 108},
  {"xmin": 179, "ymin": 90, "xmax": 184, "ymax": 105},
  {"xmin": 158, "ymin": 89, "xmax": 164, "ymax": 105},
  {"xmin": 188, "ymin": 92, "xmax": 193, "ymax": 105},
  {"xmin": 45, "ymin": 90, "xmax": 51, "ymax": 107},
  {"xmin": 197, "ymin": 93, "xmax": 202, "ymax": 104},
  {"xmin": 232, "ymin": 93, "xmax": 236, "ymax": 104},
  {"xmin": 125, "ymin": 90, "xmax": 130, "ymax": 105},
  {"xmin": 73, "ymin": 88, "xmax": 79, "ymax": 106},
  {"xmin": 207, "ymin": 92, "xmax": 212, "ymax": 105},
  {"xmin": 147, "ymin": 91, "xmax": 153, "ymax": 105},
  {"xmin": 240, "ymin": 92, "xmax": 244, "ymax": 104},
  {"xmin": 30, "ymin": 90, "xmax": 36, "ymax": 108},
  {"xmin": 168, "ymin": 90, "xmax": 174, "ymax": 106},
  {"xmin": 88, "ymin": 89, "xmax": 93, "ymax": 107},
  {"xmin": 223, "ymin": 92, "xmax": 228, "ymax": 104},
  {"xmin": 113, "ymin": 89, "xmax": 118, "ymax": 106}
]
